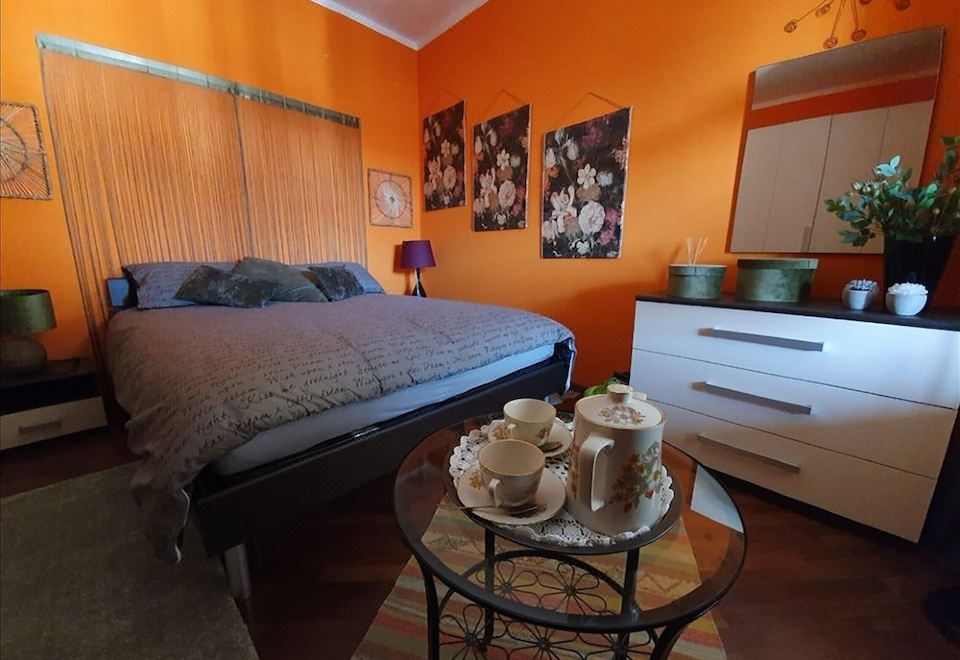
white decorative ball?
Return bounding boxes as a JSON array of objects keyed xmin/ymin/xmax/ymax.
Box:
[{"xmin": 887, "ymin": 282, "xmax": 928, "ymax": 296}]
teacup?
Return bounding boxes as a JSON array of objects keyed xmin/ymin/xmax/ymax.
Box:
[
  {"xmin": 502, "ymin": 398, "xmax": 557, "ymax": 446},
  {"xmin": 478, "ymin": 439, "xmax": 544, "ymax": 508}
]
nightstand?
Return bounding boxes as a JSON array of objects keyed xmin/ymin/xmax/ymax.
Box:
[{"xmin": 0, "ymin": 358, "xmax": 107, "ymax": 450}]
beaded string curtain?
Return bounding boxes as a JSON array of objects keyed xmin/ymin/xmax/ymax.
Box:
[
  {"xmin": 40, "ymin": 45, "xmax": 365, "ymax": 365},
  {"xmin": 237, "ymin": 99, "xmax": 365, "ymax": 265}
]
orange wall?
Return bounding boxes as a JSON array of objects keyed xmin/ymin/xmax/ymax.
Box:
[
  {"xmin": 0, "ymin": 0, "xmax": 420, "ymax": 359},
  {"xmin": 418, "ymin": 0, "xmax": 960, "ymax": 385},
  {"xmin": 2, "ymin": 0, "xmax": 958, "ymax": 381}
]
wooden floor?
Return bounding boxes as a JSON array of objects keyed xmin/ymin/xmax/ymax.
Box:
[{"xmin": 2, "ymin": 425, "xmax": 958, "ymax": 660}]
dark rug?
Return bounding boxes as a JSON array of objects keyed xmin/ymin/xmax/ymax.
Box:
[{"xmin": 0, "ymin": 464, "xmax": 258, "ymax": 660}]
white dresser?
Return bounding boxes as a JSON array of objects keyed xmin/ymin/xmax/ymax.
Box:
[{"xmin": 630, "ymin": 295, "xmax": 960, "ymax": 541}]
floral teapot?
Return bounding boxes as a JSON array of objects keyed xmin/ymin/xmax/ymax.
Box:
[{"xmin": 566, "ymin": 384, "xmax": 666, "ymax": 536}]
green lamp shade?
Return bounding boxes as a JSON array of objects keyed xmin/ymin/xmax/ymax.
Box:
[{"xmin": 0, "ymin": 289, "xmax": 57, "ymax": 336}]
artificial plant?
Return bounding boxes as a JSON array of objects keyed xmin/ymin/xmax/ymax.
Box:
[{"xmin": 826, "ymin": 135, "xmax": 960, "ymax": 246}]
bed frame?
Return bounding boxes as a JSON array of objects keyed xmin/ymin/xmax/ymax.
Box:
[{"xmin": 105, "ymin": 278, "xmax": 571, "ymax": 598}]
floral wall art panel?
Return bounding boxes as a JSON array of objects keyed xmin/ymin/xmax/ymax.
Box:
[
  {"xmin": 541, "ymin": 107, "xmax": 631, "ymax": 258},
  {"xmin": 472, "ymin": 104, "xmax": 531, "ymax": 231},
  {"xmin": 423, "ymin": 101, "xmax": 466, "ymax": 211}
]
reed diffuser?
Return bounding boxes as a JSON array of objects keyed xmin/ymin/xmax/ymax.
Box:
[{"xmin": 666, "ymin": 237, "xmax": 726, "ymax": 299}]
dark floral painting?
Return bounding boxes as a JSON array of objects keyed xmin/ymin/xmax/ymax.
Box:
[
  {"xmin": 472, "ymin": 104, "xmax": 531, "ymax": 231},
  {"xmin": 541, "ymin": 107, "xmax": 631, "ymax": 258},
  {"xmin": 423, "ymin": 101, "xmax": 465, "ymax": 211}
]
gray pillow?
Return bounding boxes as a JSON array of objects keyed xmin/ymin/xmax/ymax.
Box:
[
  {"xmin": 124, "ymin": 261, "xmax": 235, "ymax": 310},
  {"xmin": 307, "ymin": 265, "xmax": 364, "ymax": 301},
  {"xmin": 298, "ymin": 261, "xmax": 384, "ymax": 294},
  {"xmin": 175, "ymin": 266, "xmax": 278, "ymax": 309},
  {"xmin": 234, "ymin": 257, "xmax": 327, "ymax": 302}
]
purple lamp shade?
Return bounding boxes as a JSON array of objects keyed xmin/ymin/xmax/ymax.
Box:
[{"xmin": 401, "ymin": 240, "xmax": 436, "ymax": 269}]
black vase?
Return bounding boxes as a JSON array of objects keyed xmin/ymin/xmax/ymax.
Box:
[{"xmin": 883, "ymin": 234, "xmax": 956, "ymax": 297}]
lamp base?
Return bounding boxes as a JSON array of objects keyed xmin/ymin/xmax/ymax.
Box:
[
  {"xmin": 412, "ymin": 268, "xmax": 427, "ymax": 297},
  {"xmin": 0, "ymin": 336, "xmax": 48, "ymax": 375}
]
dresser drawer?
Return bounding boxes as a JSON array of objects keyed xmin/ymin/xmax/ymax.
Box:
[
  {"xmin": 633, "ymin": 301, "xmax": 960, "ymax": 408},
  {"xmin": 631, "ymin": 349, "xmax": 955, "ymax": 477},
  {"xmin": 0, "ymin": 397, "xmax": 107, "ymax": 449},
  {"xmin": 658, "ymin": 402, "xmax": 936, "ymax": 541}
]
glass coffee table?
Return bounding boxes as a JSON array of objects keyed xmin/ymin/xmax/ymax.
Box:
[{"xmin": 394, "ymin": 414, "xmax": 746, "ymax": 659}]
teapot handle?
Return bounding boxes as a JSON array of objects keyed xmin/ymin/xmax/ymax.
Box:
[{"xmin": 579, "ymin": 434, "xmax": 614, "ymax": 513}]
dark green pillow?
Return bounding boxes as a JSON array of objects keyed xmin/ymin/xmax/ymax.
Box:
[
  {"xmin": 233, "ymin": 257, "xmax": 327, "ymax": 302},
  {"xmin": 175, "ymin": 266, "xmax": 278, "ymax": 309},
  {"xmin": 307, "ymin": 265, "xmax": 364, "ymax": 301}
]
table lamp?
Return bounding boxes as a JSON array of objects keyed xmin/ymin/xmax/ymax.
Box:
[
  {"xmin": 401, "ymin": 240, "xmax": 436, "ymax": 297},
  {"xmin": 0, "ymin": 289, "xmax": 57, "ymax": 374}
]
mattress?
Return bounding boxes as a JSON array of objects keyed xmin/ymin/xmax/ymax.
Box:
[{"xmin": 211, "ymin": 343, "xmax": 556, "ymax": 475}]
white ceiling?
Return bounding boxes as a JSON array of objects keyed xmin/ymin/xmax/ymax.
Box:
[{"xmin": 310, "ymin": 0, "xmax": 488, "ymax": 50}]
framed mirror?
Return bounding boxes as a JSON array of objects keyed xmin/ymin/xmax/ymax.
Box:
[{"xmin": 729, "ymin": 27, "xmax": 944, "ymax": 254}]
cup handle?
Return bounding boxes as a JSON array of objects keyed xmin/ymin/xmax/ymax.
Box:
[
  {"xmin": 487, "ymin": 478, "xmax": 503, "ymax": 507},
  {"xmin": 505, "ymin": 423, "xmax": 517, "ymax": 438},
  {"xmin": 632, "ymin": 391, "xmax": 647, "ymax": 401},
  {"xmin": 578, "ymin": 434, "xmax": 614, "ymax": 512}
]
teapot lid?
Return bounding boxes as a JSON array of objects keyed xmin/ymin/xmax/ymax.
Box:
[{"xmin": 578, "ymin": 384, "xmax": 663, "ymax": 429}]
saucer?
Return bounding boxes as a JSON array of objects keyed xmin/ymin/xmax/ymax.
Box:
[
  {"xmin": 455, "ymin": 463, "xmax": 564, "ymax": 525},
  {"xmin": 487, "ymin": 418, "xmax": 573, "ymax": 458}
]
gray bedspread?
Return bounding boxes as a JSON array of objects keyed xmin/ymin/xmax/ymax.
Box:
[{"xmin": 107, "ymin": 295, "xmax": 573, "ymax": 560}]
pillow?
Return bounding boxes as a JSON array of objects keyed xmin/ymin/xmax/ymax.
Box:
[
  {"xmin": 299, "ymin": 261, "xmax": 384, "ymax": 294},
  {"xmin": 307, "ymin": 265, "xmax": 364, "ymax": 301},
  {"xmin": 174, "ymin": 266, "xmax": 279, "ymax": 309},
  {"xmin": 233, "ymin": 257, "xmax": 327, "ymax": 302},
  {"xmin": 124, "ymin": 261, "xmax": 235, "ymax": 310}
]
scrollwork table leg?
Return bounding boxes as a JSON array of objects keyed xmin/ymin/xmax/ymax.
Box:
[
  {"xmin": 416, "ymin": 557, "xmax": 441, "ymax": 660},
  {"xmin": 615, "ymin": 548, "xmax": 641, "ymax": 659},
  {"xmin": 650, "ymin": 620, "xmax": 689, "ymax": 660},
  {"xmin": 482, "ymin": 529, "xmax": 496, "ymax": 647}
]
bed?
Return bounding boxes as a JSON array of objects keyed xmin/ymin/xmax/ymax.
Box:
[{"xmin": 105, "ymin": 277, "xmax": 574, "ymax": 597}]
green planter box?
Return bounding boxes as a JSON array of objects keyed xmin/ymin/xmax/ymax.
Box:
[
  {"xmin": 735, "ymin": 258, "xmax": 818, "ymax": 303},
  {"xmin": 667, "ymin": 265, "xmax": 726, "ymax": 300}
]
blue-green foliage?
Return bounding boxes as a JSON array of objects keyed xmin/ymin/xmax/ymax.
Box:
[{"xmin": 825, "ymin": 136, "xmax": 959, "ymax": 246}]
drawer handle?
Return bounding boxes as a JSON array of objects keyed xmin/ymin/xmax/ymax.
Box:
[
  {"xmin": 18, "ymin": 418, "xmax": 63, "ymax": 433},
  {"xmin": 700, "ymin": 381, "xmax": 813, "ymax": 415},
  {"xmin": 702, "ymin": 328, "xmax": 824, "ymax": 352},
  {"xmin": 697, "ymin": 433, "xmax": 800, "ymax": 473}
]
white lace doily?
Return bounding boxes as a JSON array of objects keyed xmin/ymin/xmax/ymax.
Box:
[{"xmin": 449, "ymin": 421, "xmax": 675, "ymax": 547}]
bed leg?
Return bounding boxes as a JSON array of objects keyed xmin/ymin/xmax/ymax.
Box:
[{"xmin": 223, "ymin": 544, "xmax": 252, "ymax": 600}]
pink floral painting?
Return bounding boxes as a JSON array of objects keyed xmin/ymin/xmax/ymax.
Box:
[
  {"xmin": 541, "ymin": 108, "xmax": 631, "ymax": 258},
  {"xmin": 423, "ymin": 101, "xmax": 466, "ymax": 211},
  {"xmin": 472, "ymin": 104, "xmax": 531, "ymax": 231}
]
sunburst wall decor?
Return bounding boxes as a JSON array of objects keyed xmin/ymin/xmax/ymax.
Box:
[
  {"xmin": 0, "ymin": 101, "xmax": 53, "ymax": 200},
  {"xmin": 784, "ymin": 0, "xmax": 912, "ymax": 50}
]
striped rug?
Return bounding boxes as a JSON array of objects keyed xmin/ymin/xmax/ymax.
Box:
[{"xmin": 353, "ymin": 504, "xmax": 725, "ymax": 659}]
